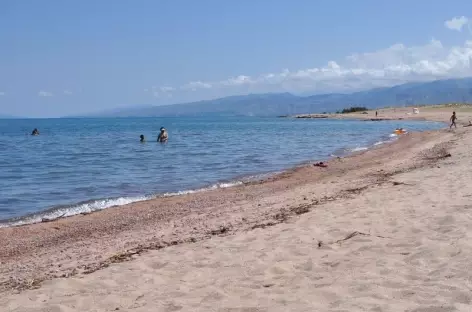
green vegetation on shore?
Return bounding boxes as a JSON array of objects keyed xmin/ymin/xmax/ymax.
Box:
[{"xmin": 337, "ymin": 107, "xmax": 368, "ymax": 114}]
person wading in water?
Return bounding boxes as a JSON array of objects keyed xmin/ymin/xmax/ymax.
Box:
[{"xmin": 157, "ymin": 127, "xmax": 168, "ymax": 142}]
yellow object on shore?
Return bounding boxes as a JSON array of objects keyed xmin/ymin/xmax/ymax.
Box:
[{"xmin": 394, "ymin": 129, "xmax": 407, "ymax": 135}]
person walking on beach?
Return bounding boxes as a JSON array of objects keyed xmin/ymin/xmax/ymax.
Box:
[
  {"xmin": 157, "ymin": 127, "xmax": 168, "ymax": 143},
  {"xmin": 450, "ymin": 112, "xmax": 457, "ymax": 129}
]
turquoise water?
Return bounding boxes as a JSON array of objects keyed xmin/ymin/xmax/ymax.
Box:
[{"xmin": 0, "ymin": 117, "xmax": 443, "ymax": 226}]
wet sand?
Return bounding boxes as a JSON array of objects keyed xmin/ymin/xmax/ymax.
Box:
[{"xmin": 1, "ymin": 106, "xmax": 472, "ymax": 311}]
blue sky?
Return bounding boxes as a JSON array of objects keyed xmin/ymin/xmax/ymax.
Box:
[{"xmin": 2, "ymin": 0, "xmax": 472, "ymax": 117}]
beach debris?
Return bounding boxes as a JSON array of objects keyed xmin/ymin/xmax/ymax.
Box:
[
  {"xmin": 313, "ymin": 162, "xmax": 328, "ymax": 168},
  {"xmin": 342, "ymin": 186, "xmax": 368, "ymax": 195},
  {"xmin": 420, "ymin": 143, "xmax": 453, "ymax": 162},
  {"xmin": 274, "ymin": 211, "xmax": 289, "ymax": 222},
  {"xmin": 263, "ymin": 283, "xmax": 275, "ymax": 288},
  {"xmin": 291, "ymin": 204, "xmax": 310, "ymax": 215},
  {"xmin": 336, "ymin": 231, "xmax": 369, "ymax": 243},
  {"xmin": 392, "ymin": 181, "xmax": 414, "ymax": 186},
  {"xmin": 26, "ymin": 278, "xmax": 41, "ymax": 289},
  {"xmin": 208, "ymin": 225, "xmax": 229, "ymax": 235},
  {"xmin": 41, "ymin": 212, "xmax": 66, "ymax": 223},
  {"xmin": 250, "ymin": 222, "xmax": 276, "ymax": 230}
]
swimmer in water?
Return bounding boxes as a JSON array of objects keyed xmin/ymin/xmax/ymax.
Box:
[
  {"xmin": 140, "ymin": 134, "xmax": 145, "ymax": 142},
  {"xmin": 157, "ymin": 127, "xmax": 168, "ymax": 143},
  {"xmin": 31, "ymin": 128, "xmax": 39, "ymax": 136}
]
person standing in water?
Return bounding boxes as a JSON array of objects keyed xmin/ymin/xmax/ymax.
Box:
[
  {"xmin": 157, "ymin": 127, "xmax": 168, "ymax": 142},
  {"xmin": 31, "ymin": 128, "xmax": 39, "ymax": 136},
  {"xmin": 140, "ymin": 134, "xmax": 145, "ymax": 142},
  {"xmin": 450, "ymin": 112, "xmax": 457, "ymax": 129}
]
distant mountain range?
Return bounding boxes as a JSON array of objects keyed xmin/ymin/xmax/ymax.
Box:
[{"xmin": 81, "ymin": 77, "xmax": 472, "ymax": 117}]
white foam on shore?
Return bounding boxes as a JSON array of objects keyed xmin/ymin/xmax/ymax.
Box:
[
  {"xmin": 160, "ymin": 181, "xmax": 244, "ymax": 198},
  {"xmin": 0, "ymin": 195, "xmax": 153, "ymax": 228},
  {"xmin": 0, "ymin": 180, "xmax": 246, "ymax": 228},
  {"xmin": 350, "ymin": 146, "xmax": 369, "ymax": 152}
]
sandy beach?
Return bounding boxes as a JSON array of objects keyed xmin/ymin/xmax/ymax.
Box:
[
  {"xmin": 1, "ymin": 105, "xmax": 472, "ymax": 311},
  {"xmin": 292, "ymin": 103, "xmax": 472, "ymax": 123}
]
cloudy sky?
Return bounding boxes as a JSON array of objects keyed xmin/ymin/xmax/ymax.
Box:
[{"xmin": 2, "ymin": 0, "xmax": 472, "ymax": 117}]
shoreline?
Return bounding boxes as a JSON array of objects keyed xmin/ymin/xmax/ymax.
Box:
[
  {"xmin": 0, "ymin": 122, "xmax": 416, "ymax": 229},
  {"xmin": 1, "ymin": 105, "xmax": 471, "ymax": 305},
  {"xmin": 0, "ymin": 127, "xmax": 452, "ymax": 293}
]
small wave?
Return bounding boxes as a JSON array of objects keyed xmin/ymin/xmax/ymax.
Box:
[
  {"xmin": 0, "ymin": 180, "xmax": 246, "ymax": 228},
  {"xmin": 0, "ymin": 195, "xmax": 153, "ymax": 228},
  {"xmin": 160, "ymin": 180, "xmax": 243, "ymax": 197},
  {"xmin": 350, "ymin": 146, "xmax": 369, "ymax": 152}
]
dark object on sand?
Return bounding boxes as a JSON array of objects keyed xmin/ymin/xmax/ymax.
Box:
[{"xmin": 314, "ymin": 162, "xmax": 328, "ymax": 168}]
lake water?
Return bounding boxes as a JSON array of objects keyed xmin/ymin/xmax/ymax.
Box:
[{"xmin": 0, "ymin": 116, "xmax": 444, "ymax": 227}]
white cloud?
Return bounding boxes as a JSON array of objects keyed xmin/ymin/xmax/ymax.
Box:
[
  {"xmin": 38, "ymin": 90, "xmax": 53, "ymax": 97},
  {"xmin": 63, "ymin": 90, "xmax": 72, "ymax": 95},
  {"xmin": 0, "ymin": 92, "xmax": 5, "ymax": 96},
  {"xmin": 160, "ymin": 86, "xmax": 175, "ymax": 92},
  {"xmin": 181, "ymin": 81, "xmax": 213, "ymax": 91},
  {"xmin": 221, "ymin": 75, "xmax": 254, "ymax": 86},
  {"xmin": 155, "ymin": 38, "xmax": 472, "ymax": 94},
  {"xmin": 445, "ymin": 16, "xmax": 469, "ymax": 31},
  {"xmin": 150, "ymin": 86, "xmax": 175, "ymax": 98},
  {"xmin": 150, "ymin": 19, "xmax": 472, "ymax": 95}
]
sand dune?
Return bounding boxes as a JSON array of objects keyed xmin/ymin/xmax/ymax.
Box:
[{"xmin": 1, "ymin": 106, "xmax": 472, "ymax": 311}]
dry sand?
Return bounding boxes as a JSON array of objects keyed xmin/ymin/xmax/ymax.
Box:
[
  {"xmin": 293, "ymin": 103, "xmax": 472, "ymax": 123},
  {"xmin": 1, "ymin": 106, "xmax": 472, "ymax": 311}
]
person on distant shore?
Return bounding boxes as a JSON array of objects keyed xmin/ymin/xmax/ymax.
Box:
[
  {"xmin": 157, "ymin": 127, "xmax": 168, "ymax": 143},
  {"xmin": 140, "ymin": 134, "xmax": 145, "ymax": 142},
  {"xmin": 31, "ymin": 128, "xmax": 39, "ymax": 136},
  {"xmin": 375, "ymin": 111, "xmax": 378, "ymax": 117},
  {"xmin": 450, "ymin": 112, "xmax": 457, "ymax": 129}
]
